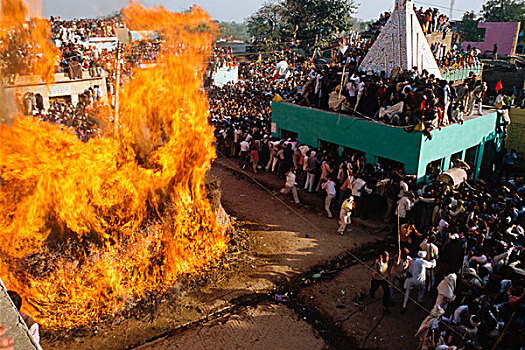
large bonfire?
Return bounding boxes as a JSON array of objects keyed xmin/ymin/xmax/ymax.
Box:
[{"xmin": 0, "ymin": 0, "xmax": 228, "ymax": 329}]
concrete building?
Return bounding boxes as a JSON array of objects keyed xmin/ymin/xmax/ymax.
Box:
[
  {"xmin": 271, "ymin": 102, "xmax": 504, "ymax": 181},
  {"xmin": 3, "ymin": 71, "xmax": 108, "ymax": 114},
  {"xmin": 462, "ymin": 22, "xmax": 521, "ymax": 57},
  {"xmin": 507, "ymin": 108, "xmax": 525, "ymax": 170}
]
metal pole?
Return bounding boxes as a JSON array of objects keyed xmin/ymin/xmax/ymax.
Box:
[{"xmin": 114, "ymin": 43, "xmax": 121, "ymax": 136}]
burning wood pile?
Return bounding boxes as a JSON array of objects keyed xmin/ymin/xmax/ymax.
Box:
[{"xmin": 0, "ymin": 0, "xmax": 228, "ymax": 331}]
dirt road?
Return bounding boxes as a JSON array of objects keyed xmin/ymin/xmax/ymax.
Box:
[{"xmin": 42, "ymin": 161, "xmax": 388, "ymax": 350}]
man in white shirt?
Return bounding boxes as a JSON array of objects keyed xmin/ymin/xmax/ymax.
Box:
[
  {"xmin": 396, "ymin": 193, "xmax": 415, "ymax": 224},
  {"xmin": 354, "ymin": 79, "xmax": 365, "ymax": 111},
  {"xmin": 321, "ymin": 177, "xmax": 337, "ymax": 218},
  {"xmin": 420, "ymin": 236, "xmax": 439, "ymax": 290},
  {"xmin": 351, "ymin": 176, "xmax": 372, "ymax": 217},
  {"xmin": 239, "ymin": 140, "xmax": 250, "ymax": 169},
  {"xmin": 280, "ymin": 168, "xmax": 300, "ymax": 204},
  {"xmin": 398, "ymin": 179, "xmax": 409, "ymax": 198},
  {"xmin": 402, "ymin": 251, "xmax": 436, "ymax": 312},
  {"xmin": 231, "ymin": 127, "xmax": 242, "ymax": 156}
]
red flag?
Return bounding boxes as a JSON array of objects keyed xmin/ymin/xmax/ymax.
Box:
[{"xmin": 495, "ymin": 80, "xmax": 503, "ymax": 92}]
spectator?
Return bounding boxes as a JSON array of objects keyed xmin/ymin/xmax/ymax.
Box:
[
  {"xmin": 7, "ymin": 291, "xmax": 39, "ymax": 344},
  {"xmin": 370, "ymin": 251, "xmax": 392, "ymax": 314},
  {"xmin": 321, "ymin": 176, "xmax": 337, "ymax": 218},
  {"xmin": 337, "ymin": 195, "xmax": 355, "ymax": 235},
  {"xmin": 401, "ymin": 250, "xmax": 436, "ymax": 313},
  {"xmin": 280, "ymin": 168, "xmax": 300, "ymax": 204}
]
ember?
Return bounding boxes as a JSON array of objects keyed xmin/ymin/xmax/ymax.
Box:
[{"xmin": 0, "ymin": 0, "xmax": 227, "ymax": 330}]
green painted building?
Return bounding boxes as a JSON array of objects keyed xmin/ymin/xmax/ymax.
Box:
[{"xmin": 271, "ymin": 102, "xmax": 504, "ymax": 181}]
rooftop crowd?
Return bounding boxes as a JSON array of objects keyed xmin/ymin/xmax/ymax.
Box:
[{"xmin": 2, "ymin": 16, "xmax": 163, "ymax": 140}]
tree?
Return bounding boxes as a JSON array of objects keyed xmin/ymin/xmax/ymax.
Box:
[
  {"xmin": 246, "ymin": 0, "xmax": 358, "ymax": 53},
  {"xmin": 481, "ymin": 0, "xmax": 525, "ymax": 23},
  {"xmin": 246, "ymin": 2, "xmax": 287, "ymax": 51},
  {"xmin": 458, "ymin": 11, "xmax": 484, "ymax": 42},
  {"xmin": 282, "ymin": 0, "xmax": 358, "ymax": 50},
  {"xmin": 217, "ymin": 21, "xmax": 248, "ymax": 41}
]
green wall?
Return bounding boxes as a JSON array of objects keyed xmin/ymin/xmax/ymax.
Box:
[
  {"xmin": 419, "ymin": 112, "xmax": 499, "ymax": 177},
  {"xmin": 271, "ymin": 102, "xmax": 500, "ymax": 181}
]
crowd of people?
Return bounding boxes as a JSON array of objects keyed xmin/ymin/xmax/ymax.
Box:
[
  {"xmin": 415, "ymin": 7, "xmax": 451, "ymax": 35},
  {"xmin": 20, "ymin": 85, "xmax": 103, "ymax": 141},
  {"xmin": 369, "ymin": 154, "xmax": 524, "ymax": 349},
  {"xmin": 211, "ymin": 46, "xmax": 237, "ymax": 70},
  {"xmin": 9, "ymin": 16, "xmax": 165, "ymax": 142},
  {"xmin": 214, "ymin": 102, "xmax": 523, "ymax": 349},
  {"xmin": 50, "ymin": 17, "xmax": 118, "ymax": 44},
  {"xmin": 1, "ymin": 7, "xmax": 524, "ymax": 349},
  {"xmin": 206, "ymin": 24, "xmax": 523, "ymax": 350}
]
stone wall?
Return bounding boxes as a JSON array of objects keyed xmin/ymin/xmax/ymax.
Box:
[{"xmin": 0, "ymin": 278, "xmax": 41, "ymax": 350}]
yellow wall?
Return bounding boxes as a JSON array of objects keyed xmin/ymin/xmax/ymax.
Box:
[{"xmin": 508, "ymin": 108, "xmax": 525, "ymax": 168}]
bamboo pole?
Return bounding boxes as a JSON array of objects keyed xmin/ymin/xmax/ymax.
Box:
[{"xmin": 490, "ymin": 312, "xmax": 515, "ymax": 350}]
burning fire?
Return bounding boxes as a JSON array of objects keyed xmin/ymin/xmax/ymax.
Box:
[{"xmin": 0, "ymin": 0, "xmax": 227, "ymax": 329}]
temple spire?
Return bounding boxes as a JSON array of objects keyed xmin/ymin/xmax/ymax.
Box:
[{"xmin": 359, "ymin": 0, "xmax": 442, "ymax": 78}]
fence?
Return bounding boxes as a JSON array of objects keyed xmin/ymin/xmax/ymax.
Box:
[{"xmin": 442, "ymin": 63, "xmax": 483, "ymax": 82}]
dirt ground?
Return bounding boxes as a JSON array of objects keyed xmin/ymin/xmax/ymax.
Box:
[
  {"xmin": 130, "ymin": 163, "xmax": 432, "ymax": 350},
  {"xmin": 40, "ymin": 162, "xmax": 387, "ymax": 350},
  {"xmin": 298, "ymin": 263, "xmax": 433, "ymax": 349},
  {"xmin": 134, "ymin": 302, "xmax": 328, "ymax": 350}
]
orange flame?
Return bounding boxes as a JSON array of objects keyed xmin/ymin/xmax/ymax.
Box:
[
  {"xmin": 0, "ymin": 0, "xmax": 58, "ymax": 82},
  {"xmin": 0, "ymin": 1, "xmax": 227, "ymax": 329}
]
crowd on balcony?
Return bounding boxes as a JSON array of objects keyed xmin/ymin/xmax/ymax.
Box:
[
  {"xmin": 20, "ymin": 85, "xmax": 103, "ymax": 141},
  {"xmin": 211, "ymin": 47, "xmax": 237, "ymax": 70},
  {"xmin": 50, "ymin": 16, "xmax": 118, "ymax": 43},
  {"xmin": 415, "ymin": 7, "xmax": 451, "ymax": 36},
  {"xmin": 435, "ymin": 47, "xmax": 482, "ymax": 70}
]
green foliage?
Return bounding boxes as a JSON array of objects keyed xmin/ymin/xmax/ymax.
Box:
[
  {"xmin": 459, "ymin": 11, "xmax": 485, "ymax": 42},
  {"xmin": 217, "ymin": 21, "xmax": 249, "ymax": 41},
  {"xmin": 246, "ymin": 0, "xmax": 358, "ymax": 52},
  {"xmin": 246, "ymin": 2, "xmax": 287, "ymax": 51},
  {"xmin": 481, "ymin": 0, "xmax": 525, "ymax": 23},
  {"xmin": 285, "ymin": 0, "xmax": 358, "ymax": 49}
]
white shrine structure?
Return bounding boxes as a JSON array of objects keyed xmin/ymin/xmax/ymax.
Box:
[{"xmin": 359, "ymin": 0, "xmax": 443, "ymax": 78}]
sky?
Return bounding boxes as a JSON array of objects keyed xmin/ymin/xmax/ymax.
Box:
[{"xmin": 41, "ymin": 0, "xmax": 485, "ymax": 22}]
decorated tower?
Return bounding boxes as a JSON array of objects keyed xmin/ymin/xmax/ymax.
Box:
[{"xmin": 359, "ymin": 0, "xmax": 442, "ymax": 78}]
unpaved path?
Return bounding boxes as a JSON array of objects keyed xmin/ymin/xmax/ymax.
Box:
[
  {"xmin": 131, "ymin": 162, "xmax": 431, "ymax": 350},
  {"xmin": 135, "ymin": 302, "xmax": 328, "ymax": 350},
  {"xmin": 42, "ymin": 163, "xmax": 385, "ymax": 350}
]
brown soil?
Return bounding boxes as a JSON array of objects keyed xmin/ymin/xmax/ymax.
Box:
[
  {"xmin": 40, "ymin": 163, "xmax": 385, "ymax": 350},
  {"xmin": 298, "ymin": 263, "xmax": 431, "ymax": 349},
  {"xmin": 134, "ymin": 302, "xmax": 328, "ymax": 350}
]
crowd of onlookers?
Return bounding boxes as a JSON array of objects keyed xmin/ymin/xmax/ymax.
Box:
[
  {"xmin": 50, "ymin": 17, "xmax": 118, "ymax": 43},
  {"xmin": 213, "ymin": 102, "xmax": 524, "ymax": 350},
  {"xmin": 212, "ymin": 48, "xmax": 488, "ymax": 135},
  {"xmin": 0, "ymin": 21, "xmax": 45, "ymax": 81},
  {"xmin": 9, "ymin": 16, "xmax": 164, "ymax": 142},
  {"xmin": 436, "ymin": 47, "xmax": 481, "ymax": 70},
  {"xmin": 415, "ymin": 7, "xmax": 451, "ymax": 35},
  {"xmin": 211, "ymin": 47, "xmax": 237, "ymax": 70},
  {"xmin": 206, "ymin": 18, "xmax": 523, "ymax": 349},
  {"xmin": 367, "ymin": 151, "xmax": 524, "ymax": 350},
  {"xmin": 20, "ymin": 85, "xmax": 103, "ymax": 141},
  {"xmin": 1, "ymin": 15, "xmax": 161, "ymax": 83}
]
